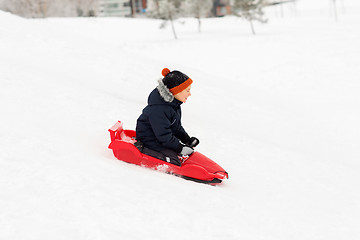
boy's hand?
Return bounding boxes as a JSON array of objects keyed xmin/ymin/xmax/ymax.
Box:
[
  {"xmin": 180, "ymin": 146, "xmax": 194, "ymax": 155},
  {"xmin": 188, "ymin": 137, "xmax": 199, "ymax": 148}
]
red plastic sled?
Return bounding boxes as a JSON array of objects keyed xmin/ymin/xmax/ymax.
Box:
[{"xmin": 108, "ymin": 121, "xmax": 228, "ymax": 184}]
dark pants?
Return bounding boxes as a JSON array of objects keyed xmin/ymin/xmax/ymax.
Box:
[{"xmin": 143, "ymin": 147, "xmax": 182, "ymax": 166}]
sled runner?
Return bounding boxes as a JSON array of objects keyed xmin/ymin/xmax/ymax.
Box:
[{"xmin": 108, "ymin": 121, "xmax": 228, "ymax": 184}]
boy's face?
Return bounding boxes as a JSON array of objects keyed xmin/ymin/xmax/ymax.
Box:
[{"xmin": 174, "ymin": 85, "xmax": 192, "ymax": 103}]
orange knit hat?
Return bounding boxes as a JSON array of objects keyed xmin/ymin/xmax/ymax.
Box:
[{"xmin": 161, "ymin": 68, "xmax": 193, "ymax": 95}]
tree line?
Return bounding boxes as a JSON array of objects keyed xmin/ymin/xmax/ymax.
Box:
[{"xmin": 1, "ymin": 0, "xmax": 344, "ymax": 38}]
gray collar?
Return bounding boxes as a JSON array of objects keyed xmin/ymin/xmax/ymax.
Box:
[{"xmin": 156, "ymin": 79, "xmax": 174, "ymax": 103}]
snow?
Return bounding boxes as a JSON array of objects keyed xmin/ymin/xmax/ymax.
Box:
[{"xmin": 1, "ymin": 1, "xmax": 360, "ymax": 239}]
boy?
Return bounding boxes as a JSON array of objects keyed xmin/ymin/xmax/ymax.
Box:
[{"xmin": 136, "ymin": 68, "xmax": 199, "ymax": 166}]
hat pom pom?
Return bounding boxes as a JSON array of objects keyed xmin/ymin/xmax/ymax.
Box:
[{"xmin": 162, "ymin": 68, "xmax": 170, "ymax": 77}]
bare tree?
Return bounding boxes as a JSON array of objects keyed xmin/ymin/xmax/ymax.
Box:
[
  {"xmin": 149, "ymin": 0, "xmax": 185, "ymax": 39},
  {"xmin": 184, "ymin": 0, "xmax": 213, "ymax": 32},
  {"xmin": 232, "ymin": 0, "xmax": 267, "ymax": 35},
  {"xmin": 329, "ymin": 0, "xmax": 338, "ymax": 21}
]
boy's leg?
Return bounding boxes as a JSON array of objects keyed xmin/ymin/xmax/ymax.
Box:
[
  {"xmin": 143, "ymin": 147, "xmax": 165, "ymax": 160},
  {"xmin": 143, "ymin": 147, "xmax": 182, "ymax": 166},
  {"xmin": 160, "ymin": 149, "xmax": 182, "ymax": 166}
]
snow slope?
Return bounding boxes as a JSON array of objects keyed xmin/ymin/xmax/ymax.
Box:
[{"xmin": 1, "ymin": 1, "xmax": 360, "ymax": 239}]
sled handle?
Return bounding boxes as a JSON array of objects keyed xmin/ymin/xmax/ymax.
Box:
[{"xmin": 109, "ymin": 121, "xmax": 123, "ymax": 142}]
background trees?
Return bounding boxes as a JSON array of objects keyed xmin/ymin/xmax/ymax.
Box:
[
  {"xmin": 0, "ymin": 0, "xmax": 47, "ymax": 18},
  {"xmin": 148, "ymin": 0, "xmax": 214, "ymax": 38},
  {"xmin": 0, "ymin": 0, "xmax": 97, "ymax": 18}
]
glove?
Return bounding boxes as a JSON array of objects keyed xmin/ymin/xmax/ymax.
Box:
[
  {"xmin": 180, "ymin": 146, "xmax": 194, "ymax": 155},
  {"xmin": 188, "ymin": 137, "xmax": 200, "ymax": 148}
]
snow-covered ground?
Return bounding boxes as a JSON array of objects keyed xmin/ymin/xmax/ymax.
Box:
[{"xmin": 1, "ymin": 1, "xmax": 360, "ymax": 239}]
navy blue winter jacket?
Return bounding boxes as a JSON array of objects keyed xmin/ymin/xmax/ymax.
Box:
[{"xmin": 136, "ymin": 84, "xmax": 191, "ymax": 153}]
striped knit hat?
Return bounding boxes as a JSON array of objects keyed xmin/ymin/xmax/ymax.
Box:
[{"xmin": 161, "ymin": 68, "xmax": 193, "ymax": 95}]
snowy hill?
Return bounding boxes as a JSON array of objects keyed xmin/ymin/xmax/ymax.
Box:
[{"xmin": 1, "ymin": 1, "xmax": 360, "ymax": 239}]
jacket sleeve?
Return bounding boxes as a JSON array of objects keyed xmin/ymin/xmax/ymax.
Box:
[
  {"xmin": 148, "ymin": 107, "xmax": 182, "ymax": 152},
  {"xmin": 176, "ymin": 126, "xmax": 191, "ymax": 145}
]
